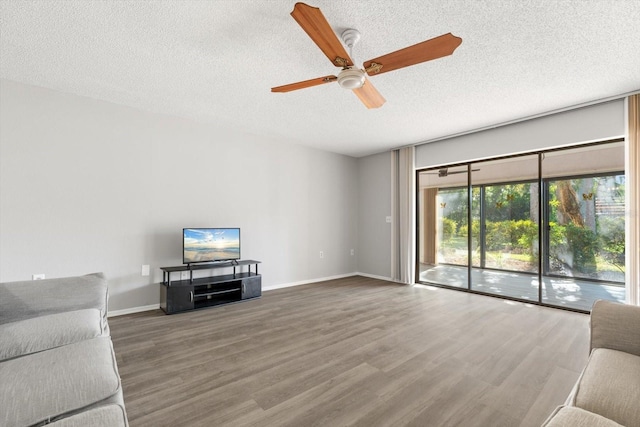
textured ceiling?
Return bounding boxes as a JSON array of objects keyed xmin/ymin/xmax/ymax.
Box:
[{"xmin": 1, "ymin": 1, "xmax": 639, "ymax": 157}]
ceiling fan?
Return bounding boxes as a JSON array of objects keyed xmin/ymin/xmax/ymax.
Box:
[
  {"xmin": 424, "ymin": 168, "xmax": 480, "ymax": 177},
  {"xmin": 271, "ymin": 2, "xmax": 462, "ymax": 109}
]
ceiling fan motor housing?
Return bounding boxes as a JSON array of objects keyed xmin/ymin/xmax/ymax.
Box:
[
  {"xmin": 341, "ymin": 29, "xmax": 361, "ymax": 49},
  {"xmin": 337, "ymin": 67, "xmax": 365, "ymax": 89}
]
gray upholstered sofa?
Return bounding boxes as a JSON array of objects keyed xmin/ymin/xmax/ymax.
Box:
[
  {"xmin": 0, "ymin": 273, "xmax": 128, "ymax": 427},
  {"xmin": 543, "ymin": 299, "xmax": 640, "ymax": 426}
]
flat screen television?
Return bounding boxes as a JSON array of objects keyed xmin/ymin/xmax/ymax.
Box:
[{"xmin": 183, "ymin": 228, "xmax": 240, "ymax": 264}]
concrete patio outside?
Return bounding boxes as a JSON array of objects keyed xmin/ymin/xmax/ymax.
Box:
[{"xmin": 418, "ymin": 264, "xmax": 625, "ymax": 311}]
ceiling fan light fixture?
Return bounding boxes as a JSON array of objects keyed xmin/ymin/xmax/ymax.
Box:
[{"xmin": 337, "ymin": 67, "xmax": 365, "ymax": 89}]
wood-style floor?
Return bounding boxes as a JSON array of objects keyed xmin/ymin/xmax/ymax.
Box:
[{"xmin": 109, "ymin": 276, "xmax": 590, "ymax": 427}]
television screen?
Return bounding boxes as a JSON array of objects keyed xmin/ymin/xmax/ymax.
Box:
[{"xmin": 183, "ymin": 228, "xmax": 240, "ymax": 264}]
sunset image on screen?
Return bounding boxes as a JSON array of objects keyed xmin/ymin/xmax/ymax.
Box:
[{"xmin": 183, "ymin": 228, "xmax": 240, "ymax": 263}]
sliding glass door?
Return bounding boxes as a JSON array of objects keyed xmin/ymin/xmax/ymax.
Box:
[
  {"xmin": 469, "ymin": 155, "xmax": 540, "ymax": 301},
  {"xmin": 416, "ymin": 140, "xmax": 626, "ymax": 311},
  {"xmin": 418, "ymin": 167, "xmax": 469, "ymax": 288},
  {"xmin": 540, "ymin": 144, "xmax": 626, "ymax": 310}
]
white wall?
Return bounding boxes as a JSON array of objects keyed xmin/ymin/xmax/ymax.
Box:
[
  {"xmin": 357, "ymin": 151, "xmax": 392, "ymax": 279},
  {"xmin": 0, "ymin": 79, "xmax": 358, "ymax": 311},
  {"xmin": 415, "ymin": 99, "xmax": 625, "ymax": 168}
]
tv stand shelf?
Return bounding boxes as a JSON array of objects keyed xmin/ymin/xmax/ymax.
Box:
[
  {"xmin": 161, "ymin": 259, "xmax": 260, "ymax": 285},
  {"xmin": 159, "ymin": 260, "xmax": 261, "ymax": 314}
]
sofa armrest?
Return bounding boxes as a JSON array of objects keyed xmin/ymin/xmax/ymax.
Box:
[
  {"xmin": 0, "ymin": 272, "xmax": 108, "ymax": 328},
  {"xmin": 590, "ymin": 299, "xmax": 640, "ymax": 356}
]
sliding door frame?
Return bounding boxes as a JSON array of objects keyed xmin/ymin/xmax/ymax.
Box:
[{"xmin": 415, "ymin": 138, "xmax": 625, "ymax": 313}]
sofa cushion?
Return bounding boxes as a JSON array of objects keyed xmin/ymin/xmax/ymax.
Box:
[
  {"xmin": 0, "ymin": 309, "xmax": 105, "ymax": 361},
  {"xmin": 571, "ymin": 348, "xmax": 640, "ymax": 427},
  {"xmin": 543, "ymin": 406, "xmax": 623, "ymax": 427},
  {"xmin": 0, "ymin": 337, "xmax": 124, "ymax": 427},
  {"xmin": 46, "ymin": 404, "xmax": 128, "ymax": 427},
  {"xmin": 0, "ymin": 272, "xmax": 108, "ymax": 331}
]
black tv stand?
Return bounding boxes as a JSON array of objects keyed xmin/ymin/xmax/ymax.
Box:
[{"xmin": 159, "ymin": 260, "xmax": 261, "ymax": 314}]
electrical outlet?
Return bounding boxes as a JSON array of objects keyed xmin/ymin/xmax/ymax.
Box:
[
  {"xmin": 181, "ymin": 271, "xmax": 190, "ymax": 280},
  {"xmin": 32, "ymin": 274, "xmax": 45, "ymax": 280},
  {"xmin": 141, "ymin": 265, "xmax": 150, "ymax": 276},
  {"xmin": 386, "ymin": 216, "xmax": 392, "ymax": 223},
  {"xmin": 350, "ymin": 249, "xmax": 355, "ymax": 256},
  {"xmin": 319, "ymin": 251, "xmax": 324, "ymax": 259}
]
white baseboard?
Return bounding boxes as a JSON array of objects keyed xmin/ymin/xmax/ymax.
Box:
[
  {"xmin": 108, "ymin": 304, "xmax": 159, "ymax": 317},
  {"xmin": 263, "ymin": 272, "xmax": 358, "ymax": 291}
]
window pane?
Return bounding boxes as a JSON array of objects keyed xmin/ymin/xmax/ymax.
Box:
[
  {"xmin": 481, "ymin": 182, "xmax": 539, "ymax": 273},
  {"xmin": 437, "ymin": 187, "xmax": 468, "ymax": 266}
]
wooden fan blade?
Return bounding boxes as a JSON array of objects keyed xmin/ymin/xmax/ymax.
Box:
[
  {"xmin": 352, "ymin": 78, "xmax": 386, "ymax": 109},
  {"xmin": 291, "ymin": 3, "xmax": 353, "ymax": 67},
  {"xmin": 271, "ymin": 75, "xmax": 337, "ymax": 93},
  {"xmin": 363, "ymin": 33, "xmax": 462, "ymax": 76}
]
